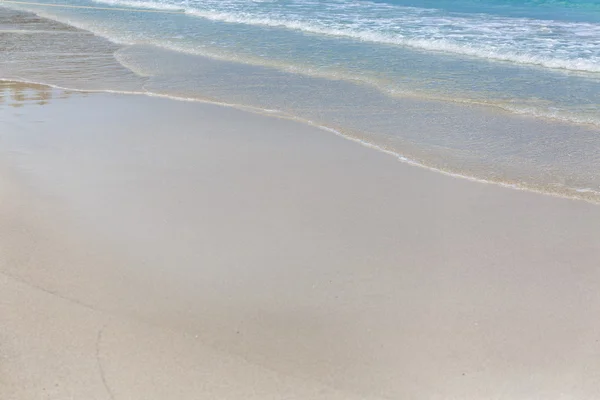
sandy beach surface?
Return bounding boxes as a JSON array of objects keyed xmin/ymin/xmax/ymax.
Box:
[{"xmin": 1, "ymin": 82, "xmax": 600, "ymax": 399}]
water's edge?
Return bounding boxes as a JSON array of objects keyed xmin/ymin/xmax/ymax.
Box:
[
  {"xmin": 1, "ymin": 5, "xmax": 599, "ymax": 205},
  {"xmin": 3, "ymin": 76, "xmax": 599, "ymax": 206}
]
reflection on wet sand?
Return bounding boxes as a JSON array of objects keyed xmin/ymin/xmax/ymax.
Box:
[
  {"xmin": 0, "ymin": 7, "xmax": 147, "ymax": 94},
  {"xmin": 0, "ymin": 81, "xmax": 71, "ymax": 107}
]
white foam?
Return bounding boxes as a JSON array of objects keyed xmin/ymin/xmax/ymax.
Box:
[
  {"xmin": 89, "ymin": 0, "xmax": 600, "ymax": 73},
  {"xmin": 576, "ymin": 187, "xmax": 600, "ymax": 194},
  {"xmin": 89, "ymin": 0, "xmax": 182, "ymax": 11},
  {"xmin": 6, "ymin": 1, "xmax": 600, "ymax": 131}
]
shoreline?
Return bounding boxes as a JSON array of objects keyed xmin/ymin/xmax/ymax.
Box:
[
  {"xmin": 2, "ymin": 83, "xmax": 600, "ymax": 399},
  {"xmin": 3, "ymin": 4, "xmax": 600, "ymax": 129},
  {"xmin": 2, "ymin": 6, "xmax": 600, "ymax": 203},
  {"xmin": 2, "ymin": 77, "xmax": 599, "ymax": 205}
]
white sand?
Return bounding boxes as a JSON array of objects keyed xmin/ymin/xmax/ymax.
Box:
[{"xmin": 1, "ymin": 83, "xmax": 600, "ymax": 399}]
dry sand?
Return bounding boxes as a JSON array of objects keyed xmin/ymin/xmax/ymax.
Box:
[{"xmin": 1, "ymin": 82, "xmax": 600, "ymax": 399}]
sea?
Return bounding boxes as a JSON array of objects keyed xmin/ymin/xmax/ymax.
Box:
[{"xmin": 1, "ymin": 0, "xmax": 599, "ymax": 202}]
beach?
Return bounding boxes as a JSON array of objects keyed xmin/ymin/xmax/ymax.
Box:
[{"xmin": 1, "ymin": 81, "xmax": 600, "ymax": 399}]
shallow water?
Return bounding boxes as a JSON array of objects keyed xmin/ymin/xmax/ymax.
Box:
[{"xmin": 0, "ymin": 1, "xmax": 599, "ymax": 202}]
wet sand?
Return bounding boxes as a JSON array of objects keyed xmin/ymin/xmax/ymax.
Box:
[{"xmin": 1, "ymin": 82, "xmax": 600, "ymax": 399}]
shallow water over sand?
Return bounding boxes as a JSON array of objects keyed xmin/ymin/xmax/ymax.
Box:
[{"xmin": 1, "ymin": 7, "xmax": 599, "ymax": 202}]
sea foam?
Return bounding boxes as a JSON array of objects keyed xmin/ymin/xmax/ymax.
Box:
[{"xmin": 91, "ymin": 0, "xmax": 600, "ymax": 73}]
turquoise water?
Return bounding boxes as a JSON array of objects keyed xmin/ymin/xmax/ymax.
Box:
[{"xmin": 1, "ymin": 0, "xmax": 599, "ymax": 201}]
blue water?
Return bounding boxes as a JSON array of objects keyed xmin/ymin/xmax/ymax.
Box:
[
  {"xmin": 1, "ymin": 0, "xmax": 600, "ymax": 201},
  {"xmin": 378, "ymin": 0, "xmax": 600, "ymax": 22}
]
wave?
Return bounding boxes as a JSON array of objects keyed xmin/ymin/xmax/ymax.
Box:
[
  {"xmin": 90, "ymin": 0, "xmax": 600, "ymax": 73},
  {"xmin": 88, "ymin": 0, "xmax": 183, "ymax": 11},
  {"xmin": 117, "ymin": 44, "xmax": 600, "ymax": 129},
  {"xmin": 6, "ymin": 1, "xmax": 599, "ymax": 129}
]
